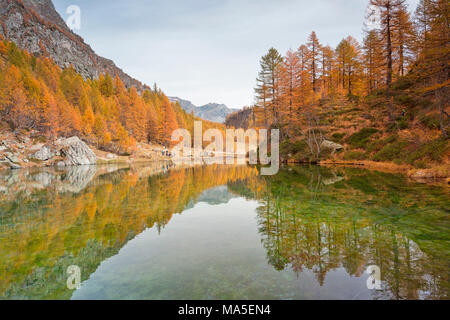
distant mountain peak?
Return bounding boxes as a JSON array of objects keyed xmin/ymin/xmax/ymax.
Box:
[{"xmin": 169, "ymin": 97, "xmax": 239, "ymax": 123}]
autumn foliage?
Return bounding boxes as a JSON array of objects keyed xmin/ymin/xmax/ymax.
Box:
[
  {"xmin": 224, "ymin": 0, "xmax": 448, "ymax": 168},
  {"xmin": 0, "ymin": 40, "xmax": 215, "ymax": 153},
  {"xmin": 241, "ymin": 0, "xmax": 449, "ymax": 137}
]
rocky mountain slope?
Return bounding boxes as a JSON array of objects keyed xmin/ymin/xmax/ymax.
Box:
[
  {"xmin": 0, "ymin": 0, "xmax": 148, "ymax": 91},
  {"xmin": 169, "ymin": 97, "xmax": 238, "ymax": 123},
  {"xmin": 225, "ymin": 107, "xmax": 254, "ymax": 129}
]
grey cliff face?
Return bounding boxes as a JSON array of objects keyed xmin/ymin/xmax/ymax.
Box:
[
  {"xmin": 0, "ymin": 0, "xmax": 234, "ymax": 121},
  {"xmin": 0, "ymin": 0, "xmax": 148, "ymax": 91}
]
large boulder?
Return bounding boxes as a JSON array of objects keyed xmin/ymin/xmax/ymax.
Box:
[
  {"xmin": 321, "ymin": 140, "xmax": 344, "ymax": 153},
  {"xmin": 57, "ymin": 137, "xmax": 97, "ymax": 166}
]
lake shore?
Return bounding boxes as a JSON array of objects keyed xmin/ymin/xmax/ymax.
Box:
[
  {"xmin": 0, "ymin": 129, "xmax": 173, "ymax": 171},
  {"xmin": 1, "ymin": 129, "xmax": 448, "ymax": 187},
  {"xmin": 319, "ymin": 160, "xmax": 450, "ymax": 185}
]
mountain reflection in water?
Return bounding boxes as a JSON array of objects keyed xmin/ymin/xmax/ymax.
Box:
[{"xmin": 0, "ymin": 164, "xmax": 448, "ymax": 300}]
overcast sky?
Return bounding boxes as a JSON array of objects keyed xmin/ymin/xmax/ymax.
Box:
[{"xmin": 53, "ymin": 0, "xmax": 420, "ymax": 108}]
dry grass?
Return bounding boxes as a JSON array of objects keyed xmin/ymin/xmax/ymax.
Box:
[
  {"xmin": 320, "ymin": 160, "xmax": 410, "ymax": 173},
  {"xmin": 93, "ymin": 142, "xmax": 171, "ymax": 164}
]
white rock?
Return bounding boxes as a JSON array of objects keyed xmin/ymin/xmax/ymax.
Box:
[
  {"xmin": 321, "ymin": 140, "xmax": 344, "ymax": 152},
  {"xmin": 32, "ymin": 146, "xmax": 54, "ymax": 161},
  {"xmin": 57, "ymin": 137, "xmax": 97, "ymax": 166},
  {"xmin": 6, "ymin": 154, "xmax": 20, "ymax": 163}
]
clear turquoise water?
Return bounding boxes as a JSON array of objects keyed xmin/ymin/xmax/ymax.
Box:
[{"xmin": 0, "ymin": 164, "xmax": 448, "ymax": 299}]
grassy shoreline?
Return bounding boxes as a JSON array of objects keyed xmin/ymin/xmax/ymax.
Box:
[{"xmin": 318, "ymin": 160, "xmax": 449, "ymax": 184}]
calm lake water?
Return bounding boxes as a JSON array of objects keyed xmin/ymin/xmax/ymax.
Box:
[{"xmin": 0, "ymin": 163, "xmax": 448, "ymax": 300}]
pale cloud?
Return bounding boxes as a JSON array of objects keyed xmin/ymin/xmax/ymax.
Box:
[{"xmin": 53, "ymin": 0, "xmax": 421, "ymax": 107}]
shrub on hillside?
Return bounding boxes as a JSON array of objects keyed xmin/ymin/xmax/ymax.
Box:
[
  {"xmin": 280, "ymin": 140, "xmax": 310, "ymax": 162},
  {"xmin": 366, "ymin": 135, "xmax": 399, "ymax": 154},
  {"xmin": 406, "ymin": 138, "xmax": 448, "ymax": 166},
  {"xmin": 420, "ymin": 114, "xmax": 440, "ymax": 130},
  {"xmin": 392, "ymin": 77, "xmax": 414, "ymax": 91},
  {"xmin": 387, "ymin": 119, "xmax": 409, "ymax": 132},
  {"xmin": 331, "ymin": 132, "xmax": 346, "ymax": 143},
  {"xmin": 343, "ymin": 151, "xmax": 365, "ymax": 161},
  {"xmin": 347, "ymin": 128, "xmax": 379, "ymax": 148},
  {"xmin": 398, "ymin": 119, "xmax": 409, "ymax": 130},
  {"xmin": 372, "ymin": 140, "xmax": 409, "ymax": 162},
  {"xmin": 395, "ymin": 94, "xmax": 416, "ymax": 108}
]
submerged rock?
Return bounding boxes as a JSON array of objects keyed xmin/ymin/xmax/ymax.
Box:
[
  {"xmin": 323, "ymin": 176, "xmax": 345, "ymax": 185},
  {"xmin": 57, "ymin": 137, "xmax": 97, "ymax": 166}
]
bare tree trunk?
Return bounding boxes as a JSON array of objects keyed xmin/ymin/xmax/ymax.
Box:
[
  {"xmin": 399, "ymin": 43, "xmax": 404, "ymax": 76},
  {"xmin": 348, "ymin": 68, "xmax": 352, "ymax": 96},
  {"xmin": 306, "ymin": 113, "xmax": 324, "ymax": 162},
  {"xmin": 386, "ymin": 6, "xmax": 393, "ymax": 89},
  {"xmin": 386, "ymin": 4, "xmax": 394, "ymax": 121}
]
